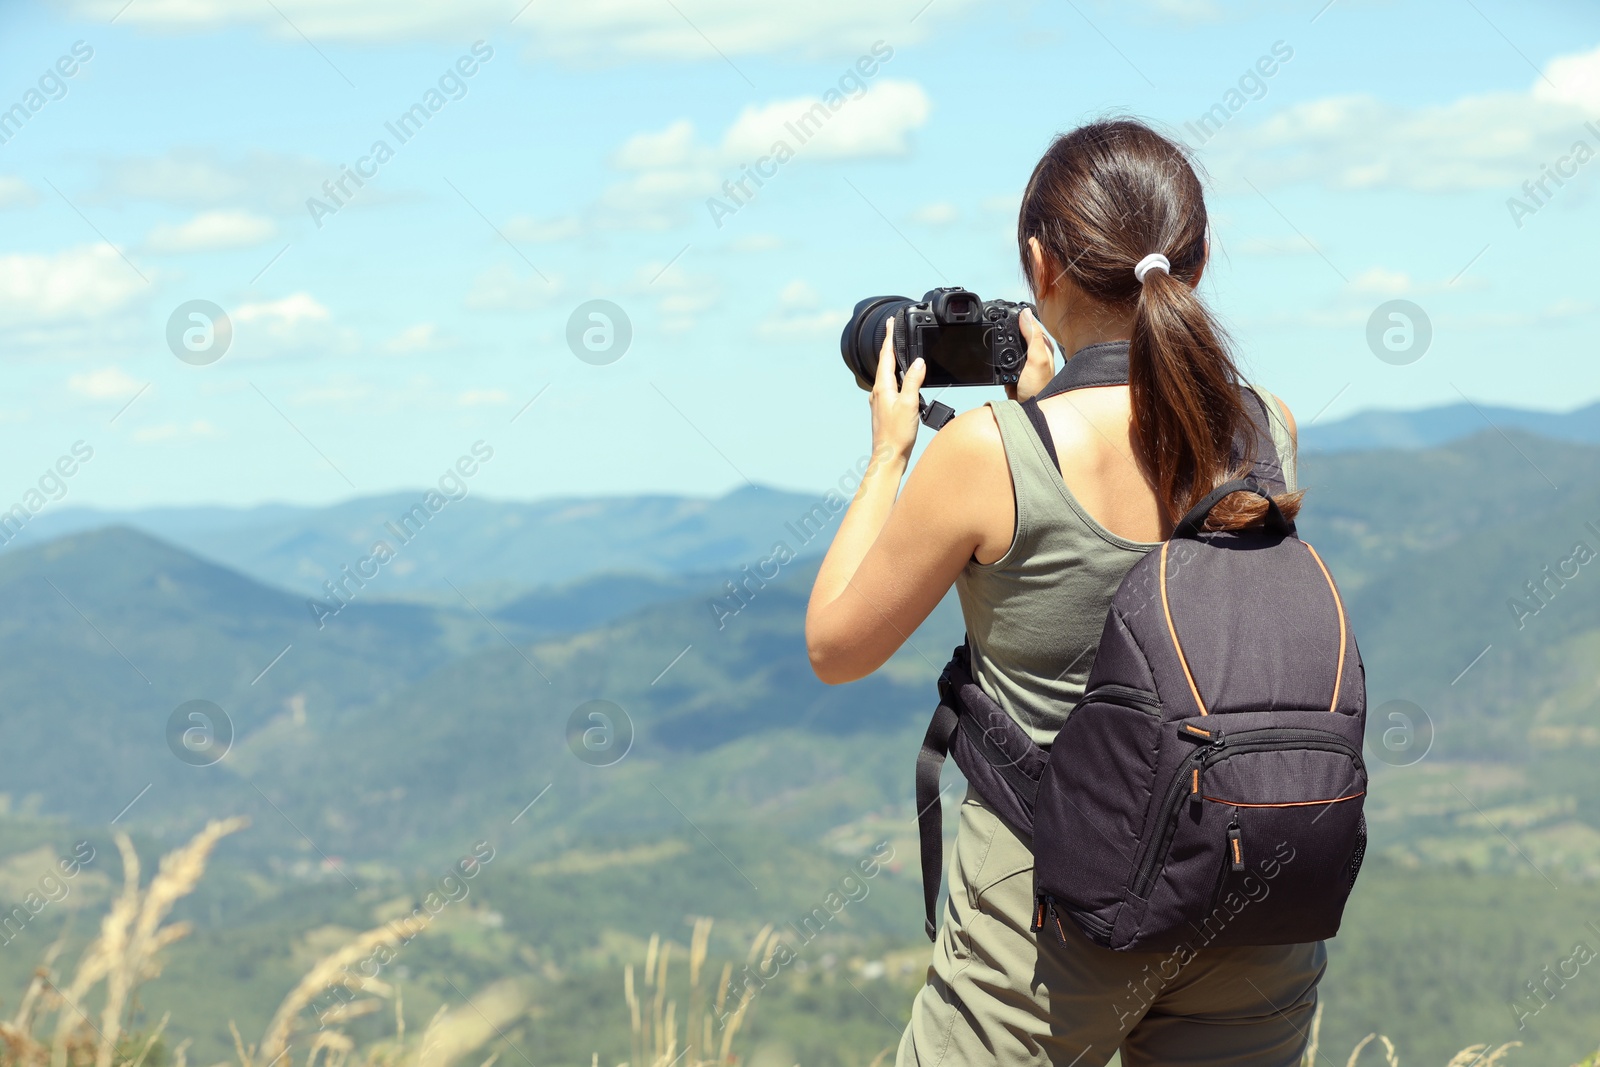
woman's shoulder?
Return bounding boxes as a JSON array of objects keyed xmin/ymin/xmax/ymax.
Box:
[
  {"xmin": 931, "ymin": 402, "xmax": 1007, "ymax": 457},
  {"xmin": 1245, "ymin": 383, "xmax": 1299, "ymax": 446},
  {"xmin": 911, "ymin": 403, "xmax": 1014, "ymax": 497},
  {"xmin": 1272, "ymin": 392, "xmax": 1298, "ymax": 442}
]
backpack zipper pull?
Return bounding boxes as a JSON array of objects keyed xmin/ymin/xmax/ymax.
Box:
[
  {"xmin": 1048, "ymin": 899, "xmax": 1069, "ymax": 943},
  {"xmin": 1032, "ymin": 894, "xmax": 1047, "ymax": 934},
  {"xmin": 1189, "ymin": 764, "xmax": 1202, "ymax": 804},
  {"xmin": 1227, "ymin": 817, "xmax": 1245, "ymax": 872}
]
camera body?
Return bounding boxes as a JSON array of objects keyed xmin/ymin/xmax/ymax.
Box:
[{"xmin": 840, "ymin": 288, "xmax": 1032, "ymax": 392}]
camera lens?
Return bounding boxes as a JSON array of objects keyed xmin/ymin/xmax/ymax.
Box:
[{"xmin": 840, "ymin": 296, "xmax": 914, "ymax": 391}]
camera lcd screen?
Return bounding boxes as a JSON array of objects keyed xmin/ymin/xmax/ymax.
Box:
[{"xmin": 918, "ymin": 323, "xmax": 995, "ymax": 387}]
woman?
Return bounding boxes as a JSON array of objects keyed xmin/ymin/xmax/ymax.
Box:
[{"xmin": 805, "ymin": 120, "xmax": 1321, "ymax": 1066}]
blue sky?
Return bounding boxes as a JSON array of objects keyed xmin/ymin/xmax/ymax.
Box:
[{"xmin": 1, "ymin": 0, "xmax": 1597, "ymax": 509}]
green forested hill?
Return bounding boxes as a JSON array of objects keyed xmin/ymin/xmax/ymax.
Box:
[
  {"xmin": 2, "ymin": 430, "xmax": 1599, "ymax": 1067},
  {"xmin": 4, "ymin": 430, "xmax": 1598, "ymax": 867},
  {"xmin": 0, "ymin": 525, "xmax": 538, "ymax": 836}
]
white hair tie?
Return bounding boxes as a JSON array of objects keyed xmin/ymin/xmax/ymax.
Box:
[{"xmin": 1134, "ymin": 253, "xmax": 1171, "ymax": 284}]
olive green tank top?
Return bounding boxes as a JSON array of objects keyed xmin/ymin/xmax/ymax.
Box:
[{"xmin": 953, "ymin": 386, "xmax": 1298, "ymax": 748}]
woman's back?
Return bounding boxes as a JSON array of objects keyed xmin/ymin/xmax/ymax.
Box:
[
  {"xmin": 955, "ymin": 384, "xmax": 1157, "ymax": 748},
  {"xmin": 957, "ymin": 358, "xmax": 1299, "ymax": 747}
]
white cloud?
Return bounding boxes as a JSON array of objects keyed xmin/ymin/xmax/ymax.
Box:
[
  {"xmin": 635, "ymin": 260, "xmax": 720, "ymax": 317},
  {"xmin": 1533, "ymin": 42, "xmax": 1600, "ymax": 114},
  {"xmin": 228, "ymin": 292, "xmax": 364, "ymax": 358},
  {"xmin": 594, "ymin": 165, "xmax": 722, "ymax": 231},
  {"xmin": 758, "ymin": 308, "xmax": 847, "ymax": 340},
  {"xmin": 614, "ymin": 120, "xmax": 699, "ymax": 170},
  {"xmin": 660, "ymin": 291, "xmax": 719, "ymax": 315},
  {"xmin": 463, "ymin": 264, "xmax": 564, "ymax": 311},
  {"xmin": 503, "ymin": 215, "xmax": 583, "ymax": 242},
  {"xmin": 1147, "ymin": 0, "xmax": 1220, "ymax": 20},
  {"xmin": 719, "ymin": 81, "xmax": 930, "ymax": 160},
  {"xmin": 98, "ymin": 148, "xmax": 332, "ymax": 214},
  {"xmin": 64, "ymin": 0, "xmax": 974, "ymax": 59},
  {"xmin": 457, "ymin": 388, "xmax": 510, "ymax": 406},
  {"xmin": 132, "ymin": 420, "xmax": 219, "ymax": 443},
  {"xmin": 595, "ymin": 79, "xmax": 930, "ymax": 230},
  {"xmin": 147, "ymin": 210, "xmax": 277, "ymax": 252},
  {"xmin": 638, "ymin": 261, "xmax": 711, "ymax": 290},
  {"xmin": 0, "ymin": 176, "xmax": 37, "ymax": 209},
  {"xmin": 911, "ymin": 201, "xmax": 958, "ymax": 226},
  {"xmin": 760, "ymin": 280, "xmax": 845, "ymax": 340},
  {"xmin": 725, "ymin": 233, "xmax": 784, "ymax": 252},
  {"xmin": 778, "ymin": 280, "xmax": 820, "ymax": 308},
  {"xmin": 235, "ymin": 293, "xmax": 330, "ymax": 330},
  {"xmin": 1207, "ymin": 43, "xmax": 1600, "ymax": 192},
  {"xmin": 382, "ymin": 323, "xmax": 445, "ymax": 354},
  {"xmin": 291, "ymin": 383, "xmax": 372, "ymax": 405},
  {"xmin": 68, "ymin": 366, "xmax": 144, "ymax": 400},
  {"xmin": 1347, "ymin": 267, "xmax": 1411, "ymax": 297},
  {"xmin": 1239, "ymin": 297, "xmax": 1592, "ymax": 333},
  {"xmin": 1232, "ymin": 235, "xmax": 1313, "ymax": 256},
  {"xmin": 0, "ymin": 245, "xmax": 146, "ymax": 325}
]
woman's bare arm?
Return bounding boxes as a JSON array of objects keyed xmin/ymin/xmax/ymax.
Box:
[
  {"xmin": 806, "ymin": 407, "xmax": 1009, "ymax": 683},
  {"xmin": 805, "ymin": 313, "xmax": 1053, "ymax": 684}
]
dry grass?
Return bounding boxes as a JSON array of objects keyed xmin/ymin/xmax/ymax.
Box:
[
  {"xmin": 0, "ymin": 825, "xmax": 1594, "ymax": 1067},
  {"xmin": 618, "ymin": 918, "xmax": 760, "ymax": 1067},
  {"xmin": 0, "ymin": 822, "xmax": 530, "ymax": 1067},
  {"xmin": 1, "ymin": 818, "xmax": 249, "ymax": 1067}
]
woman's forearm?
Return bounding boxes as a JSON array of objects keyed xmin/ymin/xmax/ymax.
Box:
[
  {"xmin": 806, "ymin": 318, "xmax": 926, "ymax": 679},
  {"xmin": 809, "ymin": 444, "xmax": 906, "ymax": 611}
]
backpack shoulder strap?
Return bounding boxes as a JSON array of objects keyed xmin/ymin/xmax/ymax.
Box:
[
  {"xmin": 1239, "ymin": 385, "xmax": 1293, "ymax": 495},
  {"xmin": 1019, "ymin": 397, "xmax": 1058, "ymax": 471},
  {"xmin": 916, "ymin": 698, "xmax": 959, "ymax": 941},
  {"xmin": 917, "ymin": 643, "xmax": 1046, "ymax": 941}
]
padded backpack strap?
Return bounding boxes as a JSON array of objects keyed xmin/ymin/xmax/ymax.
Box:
[
  {"xmin": 917, "ymin": 643, "xmax": 1048, "ymax": 942},
  {"xmin": 1238, "ymin": 386, "xmax": 1289, "ymax": 495},
  {"xmin": 1020, "ymin": 397, "xmax": 1059, "ymax": 470},
  {"xmin": 916, "ymin": 646, "xmax": 970, "ymax": 941}
]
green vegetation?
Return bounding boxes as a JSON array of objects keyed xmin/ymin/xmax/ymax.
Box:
[{"xmin": 2, "ymin": 428, "xmax": 1599, "ymax": 1064}]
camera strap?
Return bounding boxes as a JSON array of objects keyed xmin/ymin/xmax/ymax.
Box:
[
  {"xmin": 919, "ymin": 396, "xmax": 957, "ymax": 430},
  {"xmin": 1020, "ymin": 341, "xmax": 1285, "ymax": 486},
  {"xmin": 1034, "ymin": 340, "xmax": 1132, "ymax": 399}
]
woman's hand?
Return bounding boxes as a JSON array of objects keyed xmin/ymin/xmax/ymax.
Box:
[
  {"xmin": 870, "ymin": 315, "xmax": 927, "ymax": 463},
  {"xmin": 1005, "ymin": 307, "xmax": 1057, "ymax": 402}
]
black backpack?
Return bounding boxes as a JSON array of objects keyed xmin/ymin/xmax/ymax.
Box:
[{"xmin": 916, "ymin": 351, "xmax": 1368, "ymax": 952}]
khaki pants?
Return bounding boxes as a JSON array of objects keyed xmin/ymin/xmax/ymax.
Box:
[{"xmin": 897, "ymin": 789, "xmax": 1326, "ymax": 1067}]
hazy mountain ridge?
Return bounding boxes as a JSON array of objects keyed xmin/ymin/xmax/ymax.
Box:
[
  {"xmin": 0, "ymin": 525, "xmax": 550, "ymax": 838},
  {"xmin": 1299, "ymin": 398, "xmax": 1600, "ymax": 452},
  {"xmin": 0, "ymin": 486, "xmax": 834, "ymax": 602},
  {"xmin": 1, "ymin": 427, "xmax": 1596, "ymax": 874},
  {"xmin": 5, "ymin": 399, "xmax": 1594, "ymax": 604}
]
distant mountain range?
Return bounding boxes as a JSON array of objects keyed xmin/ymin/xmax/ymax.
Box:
[
  {"xmin": 5, "ymin": 401, "xmax": 1595, "ymax": 602},
  {"xmin": 0, "ymin": 486, "xmax": 832, "ymax": 601},
  {"xmin": 1, "ymin": 422, "xmax": 1597, "ymax": 874},
  {"xmin": 1299, "ymin": 399, "xmax": 1600, "ymax": 452}
]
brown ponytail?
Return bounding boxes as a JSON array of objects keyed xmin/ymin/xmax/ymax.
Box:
[{"xmin": 1018, "ymin": 120, "xmax": 1301, "ymax": 531}]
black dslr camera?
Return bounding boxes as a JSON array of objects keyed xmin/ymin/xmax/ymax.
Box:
[{"xmin": 839, "ymin": 288, "xmax": 1032, "ymax": 428}]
